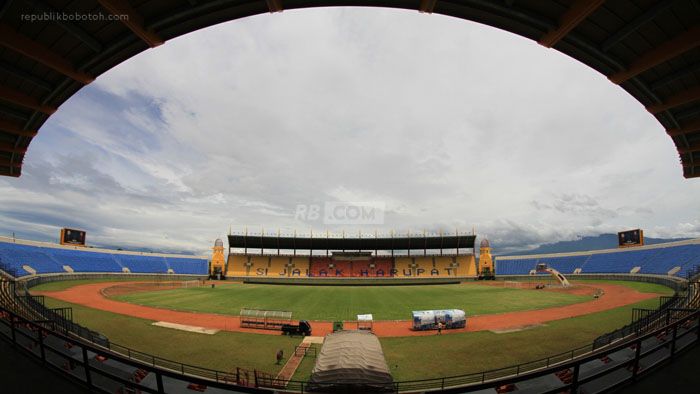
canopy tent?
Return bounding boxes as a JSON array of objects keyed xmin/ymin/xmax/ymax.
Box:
[
  {"xmin": 308, "ymin": 330, "xmax": 394, "ymax": 392},
  {"xmin": 357, "ymin": 314, "xmax": 373, "ymax": 331}
]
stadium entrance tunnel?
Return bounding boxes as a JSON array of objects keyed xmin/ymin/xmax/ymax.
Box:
[{"xmin": 1, "ymin": 1, "xmax": 699, "ymax": 178}]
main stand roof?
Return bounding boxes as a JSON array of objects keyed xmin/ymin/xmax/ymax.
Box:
[{"xmin": 228, "ymin": 233, "xmax": 475, "ymax": 251}]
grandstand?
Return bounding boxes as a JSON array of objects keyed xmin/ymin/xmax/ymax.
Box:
[
  {"xmin": 0, "ymin": 0, "xmax": 698, "ymax": 391},
  {"xmin": 496, "ymin": 238, "xmax": 700, "ymax": 278},
  {"xmin": 225, "ymin": 233, "xmax": 477, "ymax": 279},
  {"xmin": 0, "ymin": 237, "xmax": 208, "ymax": 277},
  {"xmin": 1, "ymin": 232, "xmax": 698, "ymax": 394}
]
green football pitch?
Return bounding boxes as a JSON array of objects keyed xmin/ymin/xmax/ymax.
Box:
[
  {"xmin": 36, "ymin": 280, "xmax": 673, "ymax": 381},
  {"xmin": 109, "ymin": 282, "xmax": 593, "ymax": 321}
]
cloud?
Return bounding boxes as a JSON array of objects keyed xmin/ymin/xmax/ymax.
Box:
[
  {"xmin": 531, "ymin": 193, "xmax": 617, "ymax": 219},
  {"xmin": 1, "ymin": 8, "xmax": 699, "ymax": 254}
]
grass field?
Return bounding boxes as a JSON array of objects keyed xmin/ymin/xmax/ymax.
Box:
[
  {"xmin": 290, "ymin": 281, "xmax": 674, "ymax": 381},
  {"xmin": 43, "ymin": 295, "xmax": 664, "ymax": 382},
  {"xmin": 39, "ymin": 279, "xmax": 673, "ymax": 382},
  {"xmin": 381, "ymin": 297, "xmax": 661, "ymax": 381},
  {"xmin": 569, "ymin": 279, "xmax": 674, "ymax": 294},
  {"xmin": 32, "ymin": 278, "xmax": 155, "ymax": 292},
  {"xmin": 43, "ymin": 297, "xmax": 303, "ymax": 374},
  {"xmin": 110, "ymin": 283, "xmax": 592, "ymax": 321}
]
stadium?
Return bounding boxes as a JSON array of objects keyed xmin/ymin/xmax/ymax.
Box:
[
  {"xmin": 1, "ymin": 230, "xmax": 699, "ymax": 393},
  {"xmin": 1, "ymin": 1, "xmax": 700, "ymax": 394}
]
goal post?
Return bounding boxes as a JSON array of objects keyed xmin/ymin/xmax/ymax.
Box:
[
  {"xmin": 503, "ymin": 281, "xmax": 522, "ymax": 289},
  {"xmin": 181, "ymin": 279, "xmax": 203, "ymax": 288}
]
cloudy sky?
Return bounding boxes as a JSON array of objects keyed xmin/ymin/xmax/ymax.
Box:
[{"xmin": 1, "ymin": 8, "xmax": 699, "ymax": 254}]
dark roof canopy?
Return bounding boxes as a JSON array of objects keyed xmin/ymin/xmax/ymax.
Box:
[
  {"xmin": 228, "ymin": 233, "xmax": 476, "ymax": 251},
  {"xmin": 1, "ymin": 1, "xmax": 699, "ymax": 178}
]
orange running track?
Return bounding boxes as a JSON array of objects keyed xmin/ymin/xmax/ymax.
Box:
[{"xmin": 34, "ymin": 282, "xmax": 657, "ymax": 338}]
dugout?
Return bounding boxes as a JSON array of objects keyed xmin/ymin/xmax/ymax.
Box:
[
  {"xmin": 239, "ymin": 308, "xmax": 292, "ymax": 330},
  {"xmin": 412, "ymin": 309, "xmax": 466, "ymax": 331},
  {"xmin": 308, "ymin": 330, "xmax": 394, "ymax": 393}
]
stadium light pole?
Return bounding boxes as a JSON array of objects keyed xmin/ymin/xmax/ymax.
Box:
[
  {"xmin": 424, "ymin": 229, "xmax": 427, "ymax": 257},
  {"xmin": 456, "ymin": 227, "xmax": 460, "ymax": 256},
  {"xmin": 375, "ymin": 229, "xmax": 378, "ymax": 256},
  {"xmin": 407, "ymin": 229, "xmax": 411, "ymax": 257},
  {"xmin": 391, "ymin": 230, "xmax": 394, "ymax": 258},
  {"xmin": 440, "ymin": 229, "xmax": 444, "ymax": 257}
]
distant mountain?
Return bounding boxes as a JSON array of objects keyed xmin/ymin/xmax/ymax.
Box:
[
  {"xmin": 86, "ymin": 243, "xmax": 199, "ymax": 256},
  {"xmin": 500, "ymin": 234, "xmax": 692, "ymax": 256}
]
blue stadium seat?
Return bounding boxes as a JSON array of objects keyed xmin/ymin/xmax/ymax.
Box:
[
  {"xmin": 581, "ymin": 249, "xmax": 660, "ymax": 274},
  {"xmin": 495, "ymin": 242, "xmax": 700, "ymax": 278},
  {"xmin": 166, "ymin": 257, "xmax": 208, "ymax": 275},
  {"xmin": 0, "ymin": 240, "xmax": 208, "ymax": 276},
  {"xmin": 495, "ymin": 258, "xmax": 539, "ymax": 275},
  {"xmin": 115, "ymin": 255, "xmax": 169, "ymax": 273},
  {"xmin": 638, "ymin": 245, "xmax": 700, "ymax": 275},
  {"xmin": 536, "ymin": 255, "xmax": 589, "ymax": 274},
  {"xmin": 48, "ymin": 248, "xmax": 123, "ymax": 273},
  {"xmin": 0, "ymin": 242, "xmax": 64, "ymax": 274}
]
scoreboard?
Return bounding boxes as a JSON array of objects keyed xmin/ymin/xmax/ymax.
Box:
[
  {"xmin": 618, "ymin": 229, "xmax": 644, "ymax": 248},
  {"xmin": 60, "ymin": 228, "xmax": 86, "ymax": 246}
]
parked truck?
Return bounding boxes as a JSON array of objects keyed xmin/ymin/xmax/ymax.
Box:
[{"xmin": 281, "ymin": 320, "xmax": 312, "ymax": 336}]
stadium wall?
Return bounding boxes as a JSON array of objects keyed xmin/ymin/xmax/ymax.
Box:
[{"xmin": 241, "ymin": 276, "xmax": 463, "ymax": 286}]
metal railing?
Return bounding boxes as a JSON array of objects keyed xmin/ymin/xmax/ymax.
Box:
[
  {"xmin": 1, "ymin": 275, "xmax": 699, "ymax": 393},
  {"xmin": 1, "ymin": 298, "xmax": 697, "ymax": 394},
  {"xmin": 592, "ymin": 281, "xmax": 698, "ymax": 350}
]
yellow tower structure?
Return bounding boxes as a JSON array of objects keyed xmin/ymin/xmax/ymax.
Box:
[
  {"xmin": 478, "ymin": 239, "xmax": 494, "ymax": 279},
  {"xmin": 210, "ymin": 238, "xmax": 226, "ymax": 279}
]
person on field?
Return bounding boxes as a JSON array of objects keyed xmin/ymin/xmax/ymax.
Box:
[
  {"xmin": 437, "ymin": 321, "xmax": 443, "ymax": 335},
  {"xmin": 276, "ymin": 349, "xmax": 284, "ymax": 364}
]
